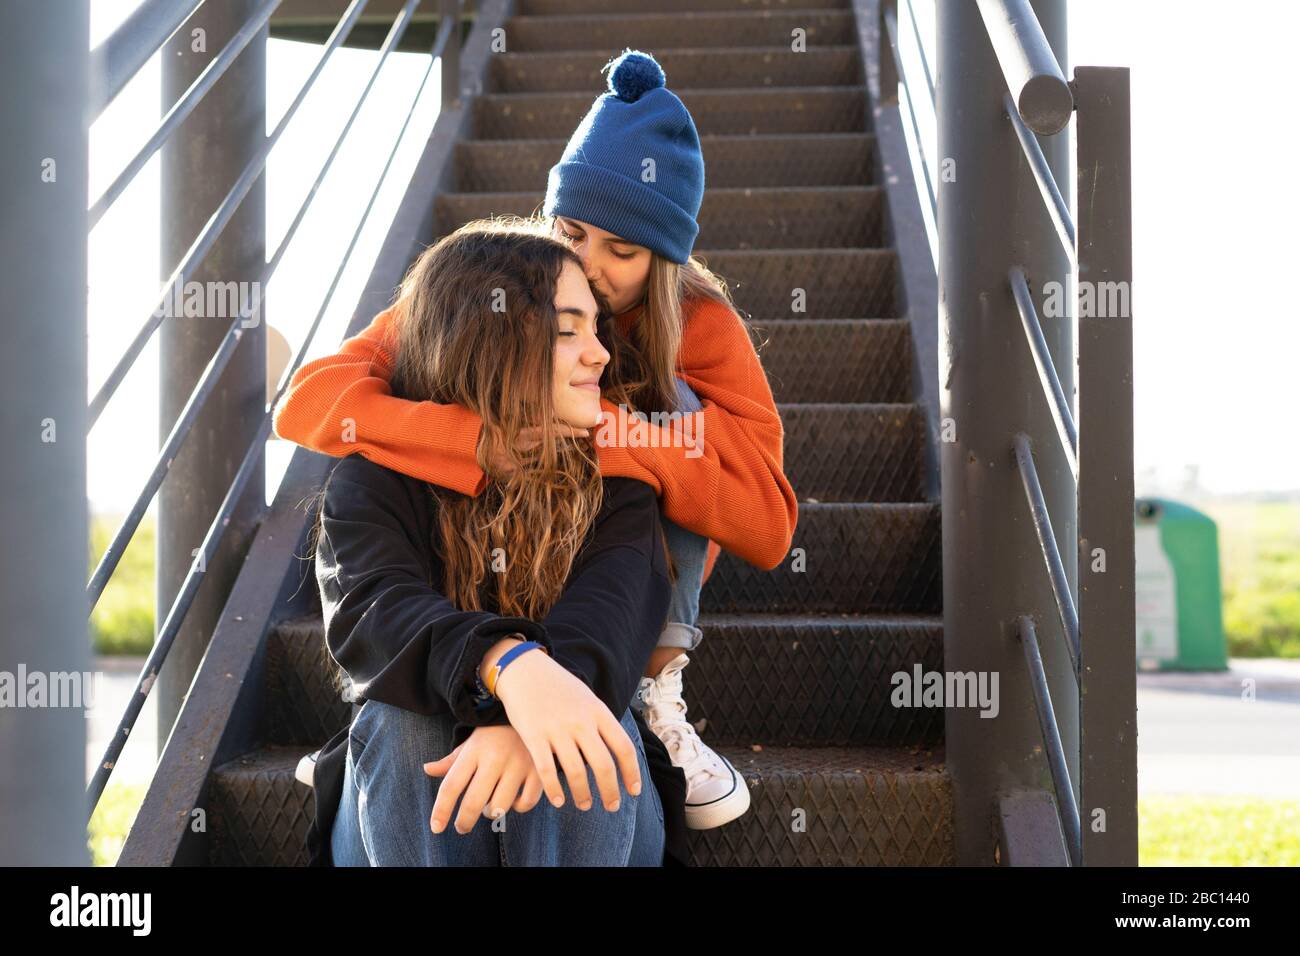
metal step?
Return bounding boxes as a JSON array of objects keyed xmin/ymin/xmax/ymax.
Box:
[
  {"xmin": 756, "ymin": 319, "xmax": 912, "ymax": 404},
  {"xmin": 455, "ymin": 133, "xmax": 876, "ymax": 192},
  {"xmin": 266, "ymin": 608, "xmax": 943, "ymax": 750},
  {"xmin": 436, "ymin": 186, "xmax": 884, "ymax": 250},
  {"xmin": 517, "ymin": 0, "xmax": 850, "ymax": 15},
  {"xmin": 778, "ymin": 403, "xmax": 925, "ymax": 502},
  {"xmin": 473, "ymin": 87, "xmax": 869, "ymax": 138},
  {"xmin": 702, "ymin": 502, "xmax": 941, "ymax": 614},
  {"xmin": 697, "ymin": 248, "xmax": 899, "ymax": 317},
  {"xmin": 264, "ymin": 616, "xmax": 351, "ymax": 749},
  {"xmin": 504, "ymin": 10, "xmax": 857, "ymax": 52},
  {"xmin": 489, "ymin": 46, "xmax": 861, "ymax": 93},
  {"xmin": 660, "ymin": 612, "xmax": 945, "ymax": 747},
  {"xmin": 207, "ymin": 741, "xmax": 953, "ymax": 866}
]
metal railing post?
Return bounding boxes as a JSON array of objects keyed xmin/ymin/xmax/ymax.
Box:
[
  {"xmin": 440, "ymin": 0, "xmax": 461, "ymax": 107},
  {"xmin": 0, "ymin": 0, "xmax": 92, "ymax": 865},
  {"xmin": 937, "ymin": 0, "xmax": 1077, "ymax": 864},
  {"xmin": 1075, "ymin": 65, "xmax": 1137, "ymax": 866},
  {"xmin": 156, "ymin": 0, "xmax": 268, "ymax": 754}
]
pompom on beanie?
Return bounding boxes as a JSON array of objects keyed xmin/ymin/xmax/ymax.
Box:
[{"xmin": 543, "ymin": 49, "xmax": 705, "ymax": 265}]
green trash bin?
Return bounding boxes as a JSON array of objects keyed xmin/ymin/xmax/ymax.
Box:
[{"xmin": 1134, "ymin": 497, "xmax": 1228, "ymax": 671}]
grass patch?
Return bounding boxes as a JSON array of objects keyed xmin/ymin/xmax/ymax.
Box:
[
  {"xmin": 89, "ymin": 514, "xmax": 155, "ymax": 656},
  {"xmin": 87, "ymin": 780, "xmax": 148, "ymax": 867},
  {"xmin": 1195, "ymin": 498, "xmax": 1300, "ymax": 658},
  {"xmin": 1140, "ymin": 795, "xmax": 1300, "ymax": 865}
]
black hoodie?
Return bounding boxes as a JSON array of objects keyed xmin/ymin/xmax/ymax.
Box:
[{"xmin": 305, "ymin": 452, "xmax": 689, "ymax": 867}]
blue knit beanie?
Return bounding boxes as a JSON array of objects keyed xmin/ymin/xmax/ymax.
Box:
[{"xmin": 543, "ymin": 50, "xmax": 704, "ymax": 264}]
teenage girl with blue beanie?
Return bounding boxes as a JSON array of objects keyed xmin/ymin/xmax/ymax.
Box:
[{"xmin": 274, "ymin": 49, "xmax": 798, "ymax": 831}]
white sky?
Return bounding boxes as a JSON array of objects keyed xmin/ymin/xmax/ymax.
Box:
[{"xmin": 86, "ymin": 0, "xmax": 1299, "ymax": 516}]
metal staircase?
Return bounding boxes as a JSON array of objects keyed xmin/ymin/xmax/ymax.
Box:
[
  {"xmin": 187, "ymin": 0, "xmax": 952, "ymax": 866},
  {"xmin": 111, "ymin": 0, "xmax": 1134, "ymax": 869}
]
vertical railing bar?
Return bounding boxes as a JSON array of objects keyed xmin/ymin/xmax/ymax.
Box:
[
  {"xmin": 1012, "ymin": 432, "xmax": 1081, "ymax": 677},
  {"xmin": 1017, "ymin": 615, "xmax": 1083, "ymax": 866},
  {"xmin": 879, "ymin": 0, "xmax": 900, "ymax": 105},
  {"xmin": 440, "ymin": 0, "xmax": 461, "ymax": 107},
  {"xmin": 1009, "ymin": 265, "xmax": 1078, "ymax": 475}
]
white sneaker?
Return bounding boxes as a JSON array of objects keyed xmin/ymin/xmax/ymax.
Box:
[
  {"xmin": 295, "ymin": 748, "xmax": 321, "ymax": 787},
  {"xmin": 635, "ymin": 652, "xmax": 750, "ymax": 830}
]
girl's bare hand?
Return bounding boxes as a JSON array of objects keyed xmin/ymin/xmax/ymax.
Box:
[
  {"xmin": 481, "ymin": 423, "xmax": 591, "ymax": 480},
  {"xmin": 423, "ymin": 724, "xmax": 546, "ymax": 835},
  {"xmin": 493, "ymin": 650, "xmax": 642, "ymax": 815}
]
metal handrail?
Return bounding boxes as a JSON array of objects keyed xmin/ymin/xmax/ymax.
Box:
[
  {"xmin": 974, "ymin": 0, "xmax": 1090, "ymax": 863},
  {"xmin": 1009, "ymin": 265, "xmax": 1078, "ymax": 475},
  {"xmin": 87, "ymin": 0, "xmax": 468, "ymax": 818},
  {"xmin": 89, "ymin": 0, "xmax": 284, "ymax": 230},
  {"xmin": 929, "ymin": 0, "xmax": 1133, "ymax": 865},
  {"xmin": 975, "ymin": 0, "xmax": 1073, "ymax": 134},
  {"xmin": 86, "ymin": 0, "xmax": 410, "ymax": 611},
  {"xmin": 88, "ymin": 0, "xmax": 204, "ymax": 118},
  {"xmin": 880, "ymin": 0, "xmax": 937, "ymax": 239},
  {"xmin": 1017, "ymin": 615, "xmax": 1082, "ymax": 865},
  {"xmin": 86, "ymin": 0, "xmax": 377, "ymax": 429},
  {"xmin": 899, "ymin": 0, "xmax": 935, "ymax": 106},
  {"xmin": 1012, "ymin": 432, "xmax": 1081, "ymax": 678},
  {"xmin": 1004, "ymin": 92, "xmax": 1075, "ymax": 253}
]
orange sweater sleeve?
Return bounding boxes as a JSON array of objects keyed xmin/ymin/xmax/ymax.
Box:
[
  {"xmin": 273, "ymin": 296, "xmax": 797, "ymax": 574},
  {"xmin": 593, "ymin": 296, "xmax": 798, "ymax": 572},
  {"xmin": 271, "ymin": 303, "xmax": 490, "ymax": 497}
]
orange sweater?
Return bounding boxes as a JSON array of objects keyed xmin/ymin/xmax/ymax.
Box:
[{"xmin": 272, "ymin": 293, "xmax": 797, "ymax": 584}]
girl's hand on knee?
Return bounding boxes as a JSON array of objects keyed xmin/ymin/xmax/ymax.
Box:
[
  {"xmin": 493, "ymin": 651, "xmax": 642, "ymax": 814},
  {"xmin": 423, "ymin": 726, "xmax": 540, "ymax": 835}
]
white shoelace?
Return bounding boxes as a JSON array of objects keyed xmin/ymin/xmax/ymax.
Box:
[{"xmin": 644, "ymin": 701, "xmax": 721, "ymax": 789}]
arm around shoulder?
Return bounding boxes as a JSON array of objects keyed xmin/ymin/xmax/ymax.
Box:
[{"xmin": 273, "ymin": 303, "xmax": 489, "ymax": 496}]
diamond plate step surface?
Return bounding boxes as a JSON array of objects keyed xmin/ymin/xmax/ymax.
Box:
[
  {"xmin": 266, "ymin": 612, "xmax": 944, "ymax": 749},
  {"xmin": 517, "ymin": 0, "xmax": 850, "ymax": 14},
  {"xmin": 698, "ymin": 249, "xmax": 899, "ymax": 317},
  {"xmin": 756, "ymin": 319, "xmax": 912, "ymax": 404},
  {"xmin": 208, "ymin": 741, "xmax": 953, "ymax": 866},
  {"xmin": 503, "ymin": 10, "xmax": 857, "ymax": 52},
  {"xmin": 474, "ymin": 88, "xmax": 869, "ymax": 139},
  {"xmin": 490, "ymin": 46, "xmax": 862, "ymax": 93},
  {"xmin": 455, "ymin": 134, "xmax": 876, "ymax": 192},
  {"xmin": 436, "ymin": 187, "xmax": 884, "ymax": 250}
]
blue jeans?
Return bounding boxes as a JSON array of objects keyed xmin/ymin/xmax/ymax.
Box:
[
  {"xmin": 656, "ymin": 378, "xmax": 708, "ymax": 653},
  {"xmin": 331, "ymin": 700, "xmax": 665, "ymax": 866}
]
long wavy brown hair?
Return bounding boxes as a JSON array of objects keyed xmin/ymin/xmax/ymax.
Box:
[
  {"xmin": 379, "ymin": 218, "xmax": 618, "ymax": 620},
  {"xmin": 303, "ymin": 214, "xmax": 756, "ymax": 637}
]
